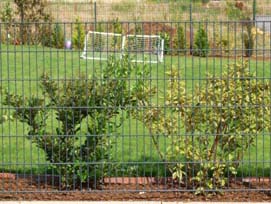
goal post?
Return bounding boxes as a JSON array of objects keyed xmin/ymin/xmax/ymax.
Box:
[
  {"xmin": 81, "ymin": 31, "xmax": 164, "ymax": 63},
  {"xmin": 125, "ymin": 34, "xmax": 164, "ymax": 63},
  {"xmin": 80, "ymin": 31, "xmax": 124, "ymax": 60}
]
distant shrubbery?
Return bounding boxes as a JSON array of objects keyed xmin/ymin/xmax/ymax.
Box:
[{"xmin": 193, "ymin": 25, "xmax": 209, "ymax": 57}]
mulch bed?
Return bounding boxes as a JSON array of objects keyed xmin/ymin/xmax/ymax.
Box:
[{"xmin": 0, "ymin": 173, "xmax": 270, "ymax": 201}]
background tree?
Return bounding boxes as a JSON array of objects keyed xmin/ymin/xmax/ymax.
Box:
[{"xmin": 14, "ymin": 0, "xmax": 52, "ymax": 44}]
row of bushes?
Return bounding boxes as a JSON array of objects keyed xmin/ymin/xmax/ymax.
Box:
[
  {"xmin": 1, "ymin": 56, "xmax": 270, "ymax": 193},
  {"xmin": 0, "ymin": 1, "xmax": 85, "ymax": 49},
  {"xmin": 161, "ymin": 22, "xmax": 261, "ymax": 58}
]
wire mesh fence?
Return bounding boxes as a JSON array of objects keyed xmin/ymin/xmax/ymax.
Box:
[
  {"xmin": 0, "ymin": 20, "xmax": 271, "ymax": 199},
  {"xmin": 1, "ymin": 0, "xmax": 271, "ymax": 22}
]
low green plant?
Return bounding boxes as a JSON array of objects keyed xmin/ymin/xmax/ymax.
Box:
[
  {"xmin": 133, "ymin": 60, "xmax": 271, "ymax": 194},
  {"xmin": 193, "ymin": 25, "xmax": 209, "ymax": 57},
  {"xmin": 4, "ymin": 55, "xmax": 147, "ymax": 187},
  {"xmin": 72, "ymin": 17, "xmax": 85, "ymax": 50}
]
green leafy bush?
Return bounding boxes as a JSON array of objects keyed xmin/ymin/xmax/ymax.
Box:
[
  {"xmin": 72, "ymin": 17, "xmax": 85, "ymax": 50},
  {"xmin": 193, "ymin": 25, "xmax": 209, "ymax": 57},
  {"xmin": 52, "ymin": 23, "xmax": 64, "ymax": 49},
  {"xmin": 4, "ymin": 55, "xmax": 145, "ymax": 187},
  {"xmin": 133, "ymin": 60, "xmax": 271, "ymax": 193}
]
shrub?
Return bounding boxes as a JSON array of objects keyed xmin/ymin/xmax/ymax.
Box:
[
  {"xmin": 52, "ymin": 23, "xmax": 64, "ymax": 49},
  {"xmin": 112, "ymin": 17, "xmax": 122, "ymax": 34},
  {"xmin": 133, "ymin": 60, "xmax": 271, "ymax": 193},
  {"xmin": 202, "ymin": 0, "xmax": 210, "ymax": 4},
  {"xmin": 226, "ymin": 1, "xmax": 249, "ymax": 20},
  {"xmin": 0, "ymin": 2, "xmax": 15, "ymax": 44},
  {"xmin": 226, "ymin": 0, "xmax": 257, "ymax": 57},
  {"xmin": 193, "ymin": 25, "xmax": 209, "ymax": 57},
  {"xmin": 40, "ymin": 20, "xmax": 53, "ymax": 47},
  {"xmin": 92, "ymin": 22, "xmax": 105, "ymax": 51},
  {"xmin": 4, "ymin": 55, "xmax": 149, "ymax": 187},
  {"xmin": 173, "ymin": 25, "xmax": 186, "ymax": 54},
  {"xmin": 242, "ymin": 20, "xmax": 254, "ymax": 57},
  {"xmin": 212, "ymin": 32, "xmax": 231, "ymax": 56},
  {"xmin": 72, "ymin": 17, "xmax": 85, "ymax": 50},
  {"xmin": 135, "ymin": 23, "xmax": 142, "ymax": 35},
  {"xmin": 159, "ymin": 32, "xmax": 171, "ymax": 55}
]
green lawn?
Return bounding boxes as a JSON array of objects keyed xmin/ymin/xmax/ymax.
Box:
[{"xmin": 0, "ymin": 44, "xmax": 270, "ymax": 177}]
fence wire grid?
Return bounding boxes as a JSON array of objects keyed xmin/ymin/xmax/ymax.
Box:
[
  {"xmin": 0, "ymin": 20, "xmax": 271, "ymax": 197},
  {"xmin": 1, "ymin": 0, "xmax": 271, "ymax": 22}
]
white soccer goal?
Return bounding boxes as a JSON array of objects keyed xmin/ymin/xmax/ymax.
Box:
[
  {"xmin": 125, "ymin": 34, "xmax": 164, "ymax": 63},
  {"xmin": 81, "ymin": 31, "xmax": 125, "ymax": 60},
  {"xmin": 81, "ymin": 31, "xmax": 164, "ymax": 63}
]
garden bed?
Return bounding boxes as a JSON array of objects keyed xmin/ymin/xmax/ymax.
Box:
[{"xmin": 0, "ymin": 174, "xmax": 270, "ymax": 201}]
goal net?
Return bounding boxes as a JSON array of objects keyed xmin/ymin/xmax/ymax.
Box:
[
  {"xmin": 81, "ymin": 31, "xmax": 124, "ymax": 60},
  {"xmin": 81, "ymin": 31, "xmax": 164, "ymax": 63},
  {"xmin": 125, "ymin": 34, "xmax": 164, "ymax": 63}
]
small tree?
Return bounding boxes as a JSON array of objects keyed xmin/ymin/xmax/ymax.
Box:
[{"xmin": 193, "ymin": 25, "xmax": 209, "ymax": 57}]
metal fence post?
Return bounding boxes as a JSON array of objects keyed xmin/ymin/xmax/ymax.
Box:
[
  {"xmin": 189, "ymin": 1, "xmax": 193, "ymax": 55},
  {"xmin": 253, "ymin": 0, "xmax": 256, "ymax": 22},
  {"xmin": 94, "ymin": 0, "xmax": 97, "ymax": 31}
]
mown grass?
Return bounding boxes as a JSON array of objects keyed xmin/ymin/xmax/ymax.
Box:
[{"xmin": 0, "ymin": 44, "xmax": 270, "ymax": 177}]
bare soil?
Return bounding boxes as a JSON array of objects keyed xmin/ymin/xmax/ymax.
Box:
[{"xmin": 0, "ymin": 175, "xmax": 270, "ymax": 201}]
